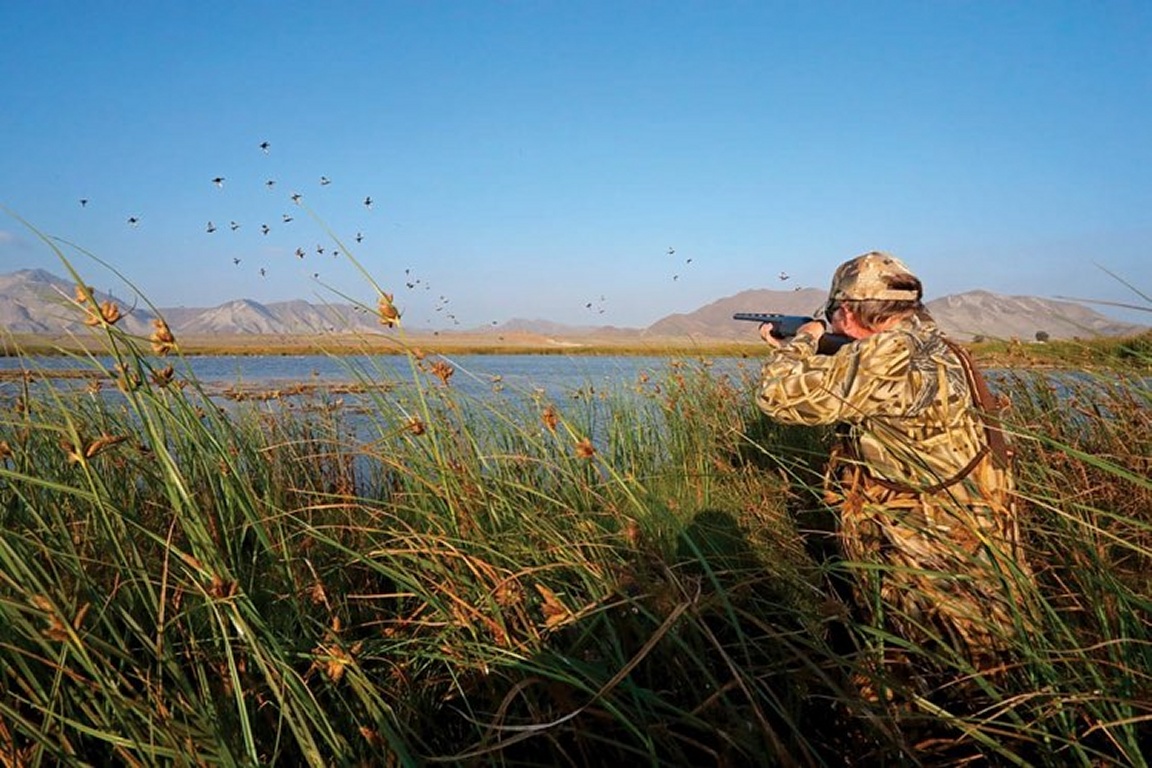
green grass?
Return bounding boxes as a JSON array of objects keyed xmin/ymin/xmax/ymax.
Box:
[
  {"xmin": 972, "ymin": 330, "xmax": 1152, "ymax": 372},
  {"xmin": 3, "ymin": 314, "xmax": 1151, "ymax": 766},
  {"xmin": 1, "ymin": 235, "xmax": 1150, "ymax": 765}
]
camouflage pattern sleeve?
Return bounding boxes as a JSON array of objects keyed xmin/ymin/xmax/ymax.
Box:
[
  {"xmin": 756, "ymin": 329, "xmax": 919, "ymax": 426},
  {"xmin": 757, "ymin": 316, "xmax": 993, "ymax": 490}
]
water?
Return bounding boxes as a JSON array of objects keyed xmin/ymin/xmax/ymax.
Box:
[
  {"xmin": 0, "ymin": 354, "xmax": 761, "ymax": 475},
  {"xmin": 0, "ymin": 352, "xmax": 759, "ymax": 405},
  {"xmin": 8, "ymin": 351, "xmax": 1127, "ymax": 407}
]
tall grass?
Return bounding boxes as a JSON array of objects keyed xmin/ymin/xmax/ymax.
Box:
[{"xmin": 1, "ymin": 265, "xmax": 1150, "ymax": 765}]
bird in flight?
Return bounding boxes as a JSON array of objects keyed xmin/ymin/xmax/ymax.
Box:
[
  {"xmin": 127, "ymin": 216, "xmax": 140, "ymax": 227},
  {"xmin": 233, "ymin": 258, "xmax": 241, "ymax": 265},
  {"xmin": 355, "ymin": 232, "xmax": 363, "ymax": 243},
  {"xmin": 261, "ymin": 224, "xmax": 271, "ymax": 235},
  {"xmin": 295, "ymin": 248, "xmax": 305, "ymax": 259},
  {"xmin": 282, "ymin": 214, "xmax": 293, "ymax": 223},
  {"xmin": 212, "ymin": 177, "xmax": 225, "ymax": 188},
  {"xmin": 259, "ymin": 141, "xmax": 270, "ymax": 153},
  {"xmin": 291, "ymin": 193, "xmax": 302, "ymax": 204},
  {"xmin": 778, "ymin": 271, "xmax": 790, "ymax": 281},
  {"xmin": 206, "ymin": 221, "xmax": 216, "ymax": 233},
  {"xmin": 266, "ymin": 179, "xmax": 276, "ymax": 189},
  {"xmin": 79, "ymin": 198, "xmax": 88, "ymax": 207},
  {"xmin": 320, "ymin": 176, "xmax": 331, "ymax": 186},
  {"xmin": 230, "ymin": 221, "xmax": 240, "ymax": 231},
  {"xmin": 667, "ymin": 247, "xmax": 675, "ymax": 256},
  {"xmin": 363, "ymin": 196, "xmax": 373, "ymax": 209}
]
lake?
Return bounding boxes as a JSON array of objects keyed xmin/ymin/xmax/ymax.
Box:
[
  {"xmin": 0, "ymin": 353, "xmax": 763, "ymax": 404},
  {"xmin": 6, "ymin": 352, "xmax": 1120, "ymax": 414}
]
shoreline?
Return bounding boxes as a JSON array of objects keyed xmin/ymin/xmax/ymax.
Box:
[
  {"xmin": 0, "ymin": 331, "xmax": 768, "ymax": 359},
  {"xmin": 3, "ymin": 331, "xmax": 1148, "ymax": 373}
]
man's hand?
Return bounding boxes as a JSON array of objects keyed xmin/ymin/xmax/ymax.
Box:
[
  {"xmin": 758, "ymin": 322, "xmax": 782, "ymax": 348},
  {"xmin": 760, "ymin": 319, "xmax": 826, "ymax": 348}
]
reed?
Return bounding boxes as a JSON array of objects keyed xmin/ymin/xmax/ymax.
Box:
[
  {"xmin": 1, "ymin": 253, "xmax": 1150, "ymax": 765},
  {"xmin": 972, "ymin": 330, "xmax": 1152, "ymax": 372}
]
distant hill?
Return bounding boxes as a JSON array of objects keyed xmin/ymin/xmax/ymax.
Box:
[
  {"xmin": 0, "ymin": 268, "xmax": 1146, "ymax": 342},
  {"xmin": 639, "ymin": 287, "xmax": 1147, "ymax": 342},
  {"xmin": 0, "ymin": 269, "xmax": 381, "ymax": 337},
  {"xmin": 0, "ymin": 269, "xmax": 159, "ymax": 336},
  {"xmin": 925, "ymin": 290, "xmax": 1138, "ymax": 341},
  {"xmin": 645, "ymin": 288, "xmax": 829, "ymax": 339}
]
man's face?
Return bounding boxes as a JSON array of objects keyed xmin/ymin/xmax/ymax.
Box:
[
  {"xmin": 829, "ymin": 304, "xmax": 871, "ymax": 340},
  {"xmin": 827, "ymin": 304, "xmax": 847, "ymax": 334}
]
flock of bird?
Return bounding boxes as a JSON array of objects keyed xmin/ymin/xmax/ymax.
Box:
[
  {"xmin": 198, "ymin": 144, "xmax": 375, "ymax": 261},
  {"xmin": 662, "ymin": 247, "xmax": 797, "ymax": 289},
  {"xmin": 73, "ymin": 139, "xmax": 804, "ymax": 329},
  {"xmin": 73, "ymin": 140, "xmax": 418, "ymax": 310}
]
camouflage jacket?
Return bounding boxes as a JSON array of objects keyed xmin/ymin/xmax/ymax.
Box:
[{"xmin": 756, "ymin": 315, "xmax": 1006, "ymax": 494}]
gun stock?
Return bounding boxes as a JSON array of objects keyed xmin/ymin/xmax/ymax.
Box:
[{"xmin": 732, "ymin": 312, "xmax": 852, "ymax": 354}]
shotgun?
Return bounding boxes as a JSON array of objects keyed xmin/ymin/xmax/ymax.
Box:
[{"xmin": 732, "ymin": 313, "xmax": 852, "ymax": 354}]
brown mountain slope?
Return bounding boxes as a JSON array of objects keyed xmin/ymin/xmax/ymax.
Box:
[
  {"xmin": 1, "ymin": 269, "xmax": 1146, "ymax": 343},
  {"xmin": 640, "ymin": 288, "xmax": 1146, "ymax": 342}
]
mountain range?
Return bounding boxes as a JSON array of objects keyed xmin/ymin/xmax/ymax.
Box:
[{"xmin": 1, "ymin": 268, "xmax": 1146, "ymax": 343}]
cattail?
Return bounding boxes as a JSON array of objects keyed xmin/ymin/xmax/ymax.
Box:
[
  {"xmin": 84, "ymin": 300, "xmax": 122, "ymax": 327},
  {"xmin": 151, "ymin": 318, "xmax": 176, "ymax": 354},
  {"xmin": 430, "ymin": 360, "xmax": 454, "ymax": 386},
  {"xmin": 85, "ymin": 434, "xmax": 127, "ymax": 459},
  {"xmin": 377, "ymin": 292, "xmax": 400, "ymax": 327},
  {"xmin": 534, "ymin": 584, "xmax": 573, "ymax": 629},
  {"xmin": 60, "ymin": 433, "xmax": 126, "ymax": 463},
  {"xmin": 541, "ymin": 405, "xmax": 559, "ymax": 432},
  {"xmin": 114, "ymin": 364, "xmax": 141, "ymax": 392}
]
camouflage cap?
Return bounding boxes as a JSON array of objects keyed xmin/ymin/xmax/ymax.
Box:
[{"xmin": 823, "ymin": 251, "xmax": 920, "ymax": 311}]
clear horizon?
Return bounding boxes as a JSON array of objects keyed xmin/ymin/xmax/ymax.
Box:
[
  {"xmin": 2, "ymin": 2, "xmax": 1149, "ymax": 328},
  {"xmin": 5, "ymin": 265, "xmax": 1145, "ymax": 337}
]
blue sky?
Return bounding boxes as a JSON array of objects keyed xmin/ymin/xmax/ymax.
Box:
[{"xmin": 1, "ymin": 1, "xmax": 1149, "ymax": 329}]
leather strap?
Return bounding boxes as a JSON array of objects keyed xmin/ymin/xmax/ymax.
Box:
[
  {"xmin": 840, "ymin": 338, "xmax": 1011, "ymax": 494},
  {"xmin": 942, "ymin": 338, "xmax": 1011, "ymax": 469}
]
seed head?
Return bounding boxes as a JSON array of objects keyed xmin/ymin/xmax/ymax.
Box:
[
  {"xmin": 377, "ymin": 292, "xmax": 401, "ymax": 327},
  {"xmin": 574, "ymin": 437, "xmax": 596, "ymax": 459},
  {"xmin": 541, "ymin": 405, "xmax": 559, "ymax": 432},
  {"xmin": 429, "ymin": 360, "xmax": 454, "ymax": 386},
  {"xmin": 151, "ymin": 319, "xmax": 176, "ymax": 355},
  {"xmin": 150, "ymin": 365, "xmax": 175, "ymax": 387},
  {"xmin": 84, "ymin": 300, "xmax": 122, "ymax": 327}
]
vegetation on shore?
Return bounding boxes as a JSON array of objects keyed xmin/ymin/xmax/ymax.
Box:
[
  {"xmin": 970, "ymin": 330, "xmax": 1152, "ymax": 371},
  {"xmin": 6, "ymin": 328, "xmax": 1152, "ymax": 375},
  {"xmin": 0, "ymin": 331, "xmax": 770, "ymax": 360},
  {"xmin": 1, "ymin": 273, "xmax": 1150, "ymax": 766}
]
